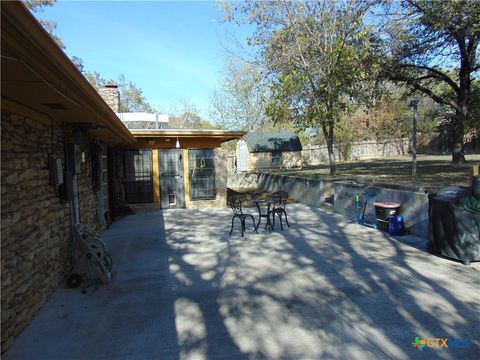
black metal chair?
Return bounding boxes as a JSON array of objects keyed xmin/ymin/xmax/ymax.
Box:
[
  {"xmin": 228, "ymin": 195, "xmax": 257, "ymax": 237},
  {"xmin": 271, "ymin": 191, "xmax": 290, "ymax": 230}
]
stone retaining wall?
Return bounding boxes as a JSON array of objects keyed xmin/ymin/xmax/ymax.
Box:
[
  {"xmin": 333, "ymin": 182, "xmax": 429, "ymax": 238},
  {"xmin": 1, "ymin": 109, "xmax": 105, "ymax": 350},
  {"xmin": 228, "ymin": 171, "xmax": 429, "ymax": 238},
  {"xmin": 302, "ymin": 138, "xmax": 410, "ymax": 164},
  {"xmin": 228, "ymin": 171, "xmax": 335, "ymax": 207}
]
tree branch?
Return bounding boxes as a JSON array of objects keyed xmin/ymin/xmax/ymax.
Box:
[
  {"xmin": 390, "ymin": 71, "xmax": 458, "ymax": 110},
  {"xmin": 398, "ymin": 63, "xmax": 460, "ymax": 94}
]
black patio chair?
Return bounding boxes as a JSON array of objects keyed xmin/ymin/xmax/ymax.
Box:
[
  {"xmin": 271, "ymin": 191, "xmax": 290, "ymax": 230},
  {"xmin": 228, "ymin": 195, "xmax": 257, "ymax": 237}
]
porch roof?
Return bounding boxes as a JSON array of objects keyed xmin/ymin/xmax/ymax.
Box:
[
  {"xmin": 130, "ymin": 129, "xmax": 246, "ymax": 148},
  {"xmin": 131, "ymin": 129, "xmax": 245, "ymax": 140},
  {"xmin": 1, "ymin": 2, "xmax": 135, "ymax": 146}
]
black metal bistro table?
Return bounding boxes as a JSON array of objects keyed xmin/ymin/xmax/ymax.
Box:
[{"xmin": 255, "ymin": 199, "xmax": 273, "ymax": 232}]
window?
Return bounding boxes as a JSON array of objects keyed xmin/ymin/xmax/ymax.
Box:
[
  {"xmin": 272, "ymin": 151, "xmax": 282, "ymax": 166},
  {"xmin": 189, "ymin": 149, "xmax": 216, "ymax": 200}
]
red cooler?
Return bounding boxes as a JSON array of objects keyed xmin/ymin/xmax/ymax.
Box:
[{"xmin": 373, "ymin": 202, "xmax": 401, "ymax": 232}]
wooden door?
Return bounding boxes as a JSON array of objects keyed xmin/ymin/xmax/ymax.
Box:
[{"xmin": 159, "ymin": 149, "xmax": 185, "ymax": 209}]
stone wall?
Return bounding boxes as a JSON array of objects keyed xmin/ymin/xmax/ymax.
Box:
[
  {"xmin": 76, "ymin": 140, "xmax": 105, "ymax": 234},
  {"xmin": 1, "ymin": 109, "xmax": 105, "ymax": 351},
  {"xmin": 228, "ymin": 171, "xmax": 263, "ymax": 190},
  {"xmin": 282, "ymin": 151, "xmax": 302, "ymax": 168},
  {"xmin": 302, "ymin": 138, "xmax": 410, "ymax": 164},
  {"xmin": 215, "ymin": 148, "xmax": 228, "ymax": 205},
  {"xmin": 249, "ymin": 152, "xmax": 272, "ymax": 170},
  {"xmin": 247, "ymin": 151, "xmax": 303, "ymax": 171},
  {"xmin": 228, "ymin": 171, "xmax": 335, "ymax": 208}
]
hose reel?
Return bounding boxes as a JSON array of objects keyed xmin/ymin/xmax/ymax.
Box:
[{"xmin": 67, "ymin": 224, "xmax": 112, "ymax": 292}]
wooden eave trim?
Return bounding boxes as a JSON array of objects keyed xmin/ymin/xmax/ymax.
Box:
[{"xmin": 130, "ymin": 131, "xmax": 246, "ymax": 139}]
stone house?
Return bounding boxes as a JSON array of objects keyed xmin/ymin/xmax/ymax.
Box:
[
  {"xmin": 236, "ymin": 131, "xmax": 303, "ymax": 171},
  {"xmin": 1, "ymin": 1, "xmax": 137, "ymax": 350},
  {"xmin": 1, "ymin": 1, "xmax": 243, "ymax": 351}
]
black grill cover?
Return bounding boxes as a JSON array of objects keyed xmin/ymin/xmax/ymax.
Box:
[{"xmin": 429, "ymin": 186, "xmax": 480, "ymax": 264}]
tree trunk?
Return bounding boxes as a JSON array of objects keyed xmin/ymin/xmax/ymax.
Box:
[
  {"xmin": 327, "ymin": 138, "xmax": 336, "ymax": 175},
  {"xmin": 452, "ymin": 107, "xmax": 466, "ymax": 163},
  {"xmin": 452, "ymin": 67, "xmax": 469, "ymax": 163},
  {"xmin": 452, "ymin": 40, "xmax": 471, "ymax": 164},
  {"xmin": 321, "ymin": 121, "xmax": 336, "ymax": 175}
]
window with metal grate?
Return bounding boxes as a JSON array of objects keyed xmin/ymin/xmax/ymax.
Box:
[{"xmin": 189, "ymin": 149, "xmax": 216, "ymax": 200}]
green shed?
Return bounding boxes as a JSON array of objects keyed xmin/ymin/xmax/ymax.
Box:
[{"xmin": 236, "ymin": 131, "xmax": 303, "ymax": 171}]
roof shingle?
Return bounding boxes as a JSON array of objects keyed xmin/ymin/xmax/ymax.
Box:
[{"xmin": 244, "ymin": 131, "xmax": 302, "ymax": 153}]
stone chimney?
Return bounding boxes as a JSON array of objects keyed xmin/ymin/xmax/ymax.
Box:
[{"xmin": 98, "ymin": 82, "xmax": 120, "ymax": 113}]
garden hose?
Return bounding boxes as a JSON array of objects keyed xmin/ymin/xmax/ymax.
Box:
[{"xmin": 464, "ymin": 192, "xmax": 480, "ymax": 214}]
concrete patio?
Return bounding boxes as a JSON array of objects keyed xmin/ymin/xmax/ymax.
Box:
[{"xmin": 5, "ymin": 204, "xmax": 480, "ymax": 359}]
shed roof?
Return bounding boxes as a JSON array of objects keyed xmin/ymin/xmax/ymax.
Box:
[{"xmin": 244, "ymin": 131, "xmax": 302, "ymax": 153}]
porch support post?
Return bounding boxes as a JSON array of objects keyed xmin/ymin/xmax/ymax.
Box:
[
  {"xmin": 183, "ymin": 149, "xmax": 190, "ymax": 208},
  {"xmin": 152, "ymin": 149, "xmax": 160, "ymax": 204}
]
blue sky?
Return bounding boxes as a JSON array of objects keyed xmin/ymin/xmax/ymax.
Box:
[{"xmin": 36, "ymin": 1, "xmax": 251, "ymax": 117}]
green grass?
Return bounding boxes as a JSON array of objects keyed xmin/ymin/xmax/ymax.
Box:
[{"xmin": 271, "ymin": 154, "xmax": 480, "ymax": 193}]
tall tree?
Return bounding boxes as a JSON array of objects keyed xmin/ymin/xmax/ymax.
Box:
[
  {"xmin": 209, "ymin": 59, "xmax": 268, "ymax": 130},
  {"xmin": 224, "ymin": 0, "xmax": 380, "ymax": 174},
  {"xmin": 169, "ymin": 100, "xmax": 216, "ymax": 129},
  {"xmin": 382, "ymin": 0, "xmax": 480, "ymax": 163},
  {"xmin": 116, "ymin": 75, "xmax": 155, "ymax": 113}
]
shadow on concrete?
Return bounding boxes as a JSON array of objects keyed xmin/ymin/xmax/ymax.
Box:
[
  {"xmin": 282, "ymin": 206, "xmax": 479, "ymax": 359},
  {"xmin": 159, "ymin": 209, "xmax": 249, "ymax": 360},
  {"xmin": 5, "ymin": 204, "xmax": 479, "ymax": 359},
  {"xmin": 163, "ymin": 205, "xmax": 479, "ymax": 358}
]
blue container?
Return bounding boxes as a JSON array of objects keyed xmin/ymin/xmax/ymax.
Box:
[{"xmin": 389, "ymin": 215, "xmax": 405, "ymax": 236}]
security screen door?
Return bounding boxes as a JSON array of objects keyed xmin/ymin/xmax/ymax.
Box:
[
  {"xmin": 124, "ymin": 150, "xmax": 154, "ymax": 204},
  {"xmin": 159, "ymin": 149, "xmax": 185, "ymax": 209}
]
